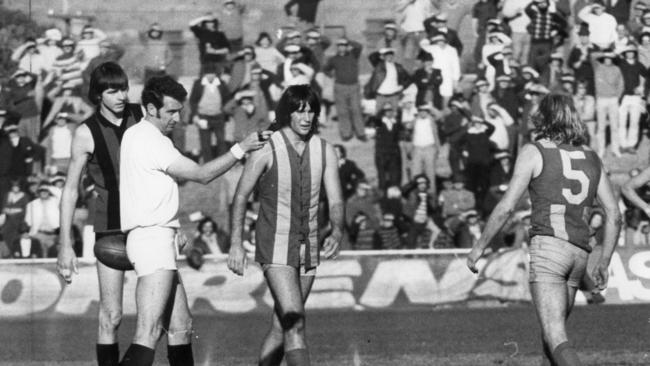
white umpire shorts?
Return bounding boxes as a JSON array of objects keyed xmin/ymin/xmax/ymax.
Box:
[{"xmin": 126, "ymin": 226, "xmax": 178, "ymax": 277}]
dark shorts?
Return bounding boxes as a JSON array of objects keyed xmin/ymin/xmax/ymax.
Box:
[{"xmin": 529, "ymin": 235, "xmax": 588, "ymax": 288}]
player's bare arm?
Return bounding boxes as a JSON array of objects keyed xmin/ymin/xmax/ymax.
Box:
[
  {"xmin": 467, "ymin": 144, "xmax": 540, "ymax": 273},
  {"xmin": 621, "ymin": 166, "xmax": 650, "ymax": 216},
  {"xmin": 57, "ymin": 124, "xmax": 94, "ymax": 283},
  {"xmin": 167, "ymin": 130, "xmax": 271, "ymax": 184},
  {"xmin": 227, "ymin": 144, "xmax": 273, "ymax": 276},
  {"xmin": 322, "ymin": 143, "xmax": 344, "ymax": 259},
  {"xmin": 593, "ymin": 168, "xmax": 622, "ymax": 290}
]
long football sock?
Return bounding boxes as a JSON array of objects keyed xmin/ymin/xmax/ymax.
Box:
[
  {"xmin": 258, "ymin": 346, "xmax": 285, "ymax": 366},
  {"xmin": 97, "ymin": 343, "xmax": 119, "ymax": 366},
  {"xmin": 167, "ymin": 344, "xmax": 194, "ymax": 366},
  {"xmin": 542, "ymin": 337, "xmax": 557, "ymax": 366},
  {"xmin": 119, "ymin": 344, "xmax": 155, "ymax": 366},
  {"xmin": 285, "ymin": 348, "xmax": 310, "ymax": 366},
  {"xmin": 552, "ymin": 342, "xmax": 582, "ymax": 366}
]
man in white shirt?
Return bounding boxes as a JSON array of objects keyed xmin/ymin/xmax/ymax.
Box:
[
  {"xmin": 421, "ymin": 34, "xmax": 461, "ymax": 108},
  {"xmin": 397, "ymin": 0, "xmax": 433, "ymax": 68},
  {"xmin": 502, "ymin": 0, "xmax": 532, "ymax": 66},
  {"xmin": 578, "ymin": 3, "xmax": 617, "ymax": 50},
  {"xmin": 411, "ymin": 104, "xmax": 441, "ymax": 196},
  {"xmin": 118, "ymin": 75, "xmax": 270, "ymax": 366},
  {"xmin": 25, "ymin": 183, "xmax": 60, "ymax": 255}
]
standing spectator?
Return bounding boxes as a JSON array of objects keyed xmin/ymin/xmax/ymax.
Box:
[
  {"xmin": 41, "ymin": 112, "xmax": 75, "ymax": 173},
  {"xmin": 618, "ymin": 44, "xmax": 646, "ymax": 154},
  {"xmin": 52, "ymin": 38, "xmax": 84, "ymax": 90},
  {"xmin": 578, "ymin": 2, "xmax": 618, "ymax": 50},
  {"xmin": 470, "ymin": 78, "xmax": 493, "ymax": 119},
  {"xmin": 614, "ymin": 24, "xmax": 634, "ymax": 53},
  {"xmin": 574, "ymin": 80, "xmax": 597, "ymax": 150},
  {"xmin": 349, "ymin": 213, "xmax": 376, "ymax": 249},
  {"xmin": 140, "ymin": 23, "xmax": 173, "ymax": 82},
  {"xmin": 304, "ymin": 29, "xmax": 331, "ymax": 69},
  {"xmin": 421, "ymin": 34, "xmax": 460, "ymax": 107},
  {"xmin": 25, "ymin": 182, "xmax": 59, "ymax": 256},
  {"xmin": 239, "ymin": 67, "xmax": 274, "ymax": 117},
  {"xmin": 502, "ymin": 0, "xmax": 533, "ymax": 66},
  {"xmin": 2, "ymin": 180, "xmax": 30, "ymax": 248},
  {"xmin": 543, "ymin": 52, "xmax": 564, "ymax": 92},
  {"xmin": 594, "ymin": 51, "xmax": 624, "ymax": 157},
  {"xmin": 630, "ymin": 4, "xmax": 649, "ymax": 36},
  {"xmin": 189, "ymin": 14, "xmax": 231, "ymax": 75},
  {"xmin": 412, "ymin": 51, "xmax": 443, "ymax": 108},
  {"xmin": 0, "ymin": 124, "xmax": 37, "ymax": 188},
  {"xmin": 568, "ymin": 25, "xmax": 596, "ymax": 95},
  {"xmin": 411, "ymin": 104, "xmax": 441, "ymax": 197},
  {"xmin": 492, "ymin": 75, "xmax": 519, "ymax": 122},
  {"xmin": 373, "ymin": 103, "xmax": 403, "ymax": 191},
  {"xmin": 334, "ymin": 144, "xmax": 366, "ymax": 201},
  {"xmin": 345, "ymin": 180, "xmax": 382, "ymax": 231},
  {"xmin": 525, "ymin": 0, "xmax": 567, "ymax": 72},
  {"xmin": 11, "ymin": 39, "xmax": 49, "ymax": 78},
  {"xmin": 254, "ymin": 32, "xmax": 285, "ymax": 74},
  {"xmin": 4, "ymin": 70, "xmax": 43, "ymax": 143},
  {"xmin": 396, "ymin": 0, "xmax": 434, "ymax": 69},
  {"xmin": 189, "ymin": 65, "xmax": 230, "ymax": 161},
  {"xmin": 77, "ymin": 26, "xmax": 107, "ymax": 64},
  {"xmin": 38, "ymin": 29, "xmax": 64, "ymax": 72},
  {"xmin": 441, "ymin": 98, "xmax": 471, "ymax": 180},
  {"xmin": 223, "ymin": 90, "xmax": 270, "ymax": 143},
  {"xmin": 482, "ymin": 32, "xmax": 513, "ymax": 89},
  {"xmin": 373, "ymin": 212, "xmax": 403, "ymax": 249},
  {"xmin": 424, "ymin": 13, "xmax": 463, "ymax": 56},
  {"xmin": 439, "ymin": 175, "xmax": 476, "ymax": 219},
  {"xmin": 638, "ymin": 32, "xmax": 650, "ymax": 68},
  {"xmin": 323, "ymin": 38, "xmax": 365, "ymax": 141},
  {"xmin": 10, "ymin": 223, "xmax": 43, "ymax": 259},
  {"xmin": 284, "ymin": 0, "xmax": 322, "ymax": 26},
  {"xmin": 485, "ymin": 102, "xmax": 514, "ymax": 152},
  {"xmin": 520, "ymin": 84, "xmax": 549, "ymax": 144},
  {"xmin": 276, "ymin": 44, "xmax": 306, "ymax": 87},
  {"xmin": 227, "ymin": 46, "xmax": 261, "ymax": 92},
  {"xmin": 365, "ymin": 48, "xmax": 411, "ymax": 112},
  {"xmin": 461, "ymin": 116, "xmax": 495, "ymax": 210},
  {"xmin": 42, "ymin": 84, "xmax": 93, "ymax": 129},
  {"xmin": 471, "ymin": 0, "xmax": 499, "ymax": 66},
  {"xmin": 377, "ymin": 22, "xmax": 403, "ymax": 58},
  {"xmin": 605, "ymin": 0, "xmax": 634, "ymax": 24},
  {"xmin": 218, "ymin": 0, "xmax": 246, "ymax": 51}
]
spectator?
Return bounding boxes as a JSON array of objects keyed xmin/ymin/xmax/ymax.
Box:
[
  {"xmin": 41, "ymin": 112, "xmax": 75, "ymax": 174},
  {"xmin": 485, "ymin": 151, "xmax": 513, "ymax": 213},
  {"xmin": 441, "ymin": 98, "xmax": 471, "ymax": 180},
  {"xmin": 4, "ymin": 70, "xmax": 43, "ymax": 143},
  {"xmin": 1, "ymin": 180, "xmax": 29, "ymax": 248},
  {"xmin": 424, "ymin": 12, "xmax": 463, "ymax": 56},
  {"xmin": 614, "ymin": 23, "xmax": 634, "ymax": 54},
  {"xmin": 189, "ymin": 64, "xmax": 230, "ymax": 161},
  {"xmin": 373, "ymin": 212, "xmax": 403, "ymax": 249},
  {"xmin": 52, "ymin": 37, "xmax": 84, "ymax": 91},
  {"xmin": 573, "ymin": 80, "xmax": 596, "ymax": 150},
  {"xmin": 439, "ymin": 175, "xmax": 476, "ymax": 219},
  {"xmin": 287, "ymin": 61, "xmax": 316, "ymax": 87},
  {"xmin": 223, "ymin": 90, "xmax": 269, "ymax": 143},
  {"xmin": 185, "ymin": 217, "xmax": 228, "ymax": 255},
  {"xmin": 482, "ymin": 32, "xmax": 513, "ymax": 89},
  {"xmin": 502, "ymin": 0, "xmax": 533, "ymax": 66},
  {"xmin": 11, "ymin": 39, "xmax": 49, "ymax": 78},
  {"xmin": 605, "ymin": 0, "xmax": 633, "ymax": 25},
  {"xmin": 140, "ymin": 23, "xmax": 173, "ymax": 82},
  {"xmin": 470, "ymin": 78, "xmax": 493, "ymax": 119},
  {"xmin": 9, "ymin": 222, "xmax": 42, "ymax": 259},
  {"xmin": 638, "ymin": 32, "xmax": 650, "ymax": 68},
  {"xmin": 227, "ymin": 46, "xmax": 262, "ymax": 92},
  {"xmin": 48, "ymin": 173, "xmax": 66, "ymax": 204},
  {"xmin": 543, "ymin": 52, "xmax": 564, "ymax": 92},
  {"xmin": 0, "ymin": 124, "xmax": 38, "ymax": 182},
  {"xmin": 373, "ymin": 103, "xmax": 403, "ymax": 191},
  {"xmin": 460, "ymin": 116, "xmax": 495, "ymax": 210},
  {"xmin": 471, "ymin": 0, "xmax": 499, "ymax": 65},
  {"xmin": 412, "ymin": 51, "xmax": 443, "ymax": 109},
  {"xmin": 284, "ymin": 0, "xmax": 322, "ymax": 26},
  {"xmin": 254, "ymin": 32, "xmax": 286, "ymax": 74},
  {"xmin": 365, "ymin": 48, "xmax": 411, "ymax": 112},
  {"xmin": 525, "ymin": 0, "xmax": 567, "ymax": 72},
  {"xmin": 403, "ymin": 174, "xmax": 437, "ymax": 249},
  {"xmin": 421, "ymin": 34, "xmax": 460, "ymax": 108},
  {"xmin": 349, "ymin": 212, "xmax": 376, "ymax": 250},
  {"xmin": 38, "ymin": 29, "xmax": 64, "ymax": 73},
  {"xmin": 410, "ymin": 104, "xmax": 441, "ymax": 197},
  {"xmin": 520, "ymin": 83, "xmax": 549, "ymax": 145},
  {"xmin": 323, "ymin": 38, "xmax": 365, "ymax": 141},
  {"xmin": 189, "ymin": 14, "xmax": 231, "ymax": 75},
  {"xmin": 618, "ymin": 44, "xmax": 646, "ymax": 154},
  {"xmin": 217, "ymin": 0, "xmax": 246, "ymax": 51},
  {"xmin": 238, "ymin": 66, "xmax": 274, "ymax": 118},
  {"xmin": 578, "ymin": 2, "xmax": 617, "ymax": 50},
  {"xmin": 304, "ymin": 29, "xmax": 330, "ymax": 69},
  {"xmin": 334, "ymin": 144, "xmax": 366, "ymax": 201},
  {"xmin": 345, "ymin": 180, "xmax": 381, "ymax": 231},
  {"xmin": 377, "ymin": 22, "xmax": 403, "ymax": 59},
  {"xmin": 630, "ymin": 5, "xmax": 649, "ymax": 36},
  {"xmin": 492, "ymin": 75, "xmax": 519, "ymax": 122},
  {"xmin": 396, "ymin": 0, "xmax": 433, "ymax": 68},
  {"xmin": 42, "ymin": 84, "xmax": 93, "ymax": 129},
  {"xmin": 276, "ymin": 44, "xmax": 308, "ymax": 87},
  {"xmin": 77, "ymin": 26, "xmax": 107, "ymax": 64},
  {"xmin": 485, "ymin": 102, "xmax": 514, "ymax": 152},
  {"xmin": 568, "ymin": 25, "xmax": 596, "ymax": 95},
  {"xmin": 25, "ymin": 182, "xmax": 59, "ymax": 256},
  {"xmin": 594, "ymin": 51, "xmax": 624, "ymax": 157}
]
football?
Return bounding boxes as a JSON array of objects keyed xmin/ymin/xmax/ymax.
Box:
[{"xmin": 94, "ymin": 235, "xmax": 134, "ymax": 271}]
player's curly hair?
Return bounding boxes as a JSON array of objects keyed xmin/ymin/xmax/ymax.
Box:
[
  {"xmin": 141, "ymin": 75, "xmax": 187, "ymax": 110},
  {"xmin": 273, "ymin": 85, "xmax": 321, "ymax": 134},
  {"xmin": 531, "ymin": 93, "xmax": 588, "ymax": 146}
]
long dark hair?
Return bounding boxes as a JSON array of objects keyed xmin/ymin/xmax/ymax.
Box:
[
  {"xmin": 273, "ymin": 85, "xmax": 321, "ymax": 134},
  {"xmin": 531, "ymin": 93, "xmax": 588, "ymax": 146},
  {"xmin": 88, "ymin": 62, "xmax": 129, "ymax": 105}
]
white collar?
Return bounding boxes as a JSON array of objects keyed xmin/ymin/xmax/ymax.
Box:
[{"xmin": 201, "ymin": 76, "xmax": 221, "ymax": 87}]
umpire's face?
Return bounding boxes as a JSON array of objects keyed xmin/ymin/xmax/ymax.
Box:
[
  {"xmin": 157, "ymin": 96, "xmax": 184, "ymax": 133},
  {"xmin": 290, "ymin": 102, "xmax": 315, "ymax": 137}
]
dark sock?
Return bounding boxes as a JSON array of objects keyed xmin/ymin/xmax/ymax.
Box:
[
  {"xmin": 97, "ymin": 343, "xmax": 119, "ymax": 366},
  {"xmin": 285, "ymin": 349, "xmax": 310, "ymax": 366},
  {"xmin": 119, "ymin": 344, "xmax": 155, "ymax": 366},
  {"xmin": 167, "ymin": 344, "xmax": 194, "ymax": 366},
  {"xmin": 552, "ymin": 342, "xmax": 582, "ymax": 366},
  {"xmin": 259, "ymin": 346, "xmax": 284, "ymax": 366},
  {"xmin": 542, "ymin": 337, "xmax": 557, "ymax": 366}
]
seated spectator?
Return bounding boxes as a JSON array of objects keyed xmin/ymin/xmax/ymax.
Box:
[
  {"xmin": 48, "ymin": 172, "xmax": 66, "ymax": 204},
  {"xmin": 334, "ymin": 144, "xmax": 365, "ymax": 201},
  {"xmin": 189, "ymin": 14, "xmax": 231, "ymax": 75},
  {"xmin": 254, "ymin": 32, "xmax": 285, "ymax": 74},
  {"xmin": 349, "ymin": 212, "xmax": 376, "ymax": 250},
  {"xmin": 223, "ymin": 90, "xmax": 269, "ymax": 143},
  {"xmin": 403, "ymin": 174, "xmax": 437, "ymax": 249},
  {"xmin": 10, "ymin": 222, "xmax": 42, "ymax": 259},
  {"xmin": 2, "ymin": 180, "xmax": 29, "ymax": 248},
  {"xmin": 345, "ymin": 180, "xmax": 381, "ymax": 231},
  {"xmin": 227, "ymin": 46, "xmax": 261, "ymax": 92},
  {"xmin": 42, "ymin": 112, "xmax": 75, "ymax": 174},
  {"xmin": 186, "ymin": 217, "xmax": 228, "ymax": 255},
  {"xmin": 1, "ymin": 123, "xmax": 39, "ymax": 181},
  {"xmin": 373, "ymin": 212, "xmax": 403, "ymax": 249},
  {"xmin": 25, "ymin": 182, "xmax": 59, "ymax": 256},
  {"xmin": 448, "ymin": 210, "xmax": 484, "ymax": 248},
  {"xmin": 238, "ymin": 66, "xmax": 274, "ymax": 117},
  {"xmin": 439, "ymin": 175, "xmax": 476, "ymax": 219}
]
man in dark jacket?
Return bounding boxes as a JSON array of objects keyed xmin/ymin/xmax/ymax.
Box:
[
  {"xmin": 423, "ymin": 12, "xmax": 463, "ymax": 56},
  {"xmin": 334, "ymin": 144, "xmax": 366, "ymax": 201},
  {"xmin": 412, "ymin": 51, "xmax": 444, "ymax": 109},
  {"xmin": 372, "ymin": 103, "xmax": 403, "ymax": 191},
  {"xmin": 189, "ymin": 14, "xmax": 231, "ymax": 75},
  {"xmin": 365, "ymin": 48, "xmax": 411, "ymax": 113}
]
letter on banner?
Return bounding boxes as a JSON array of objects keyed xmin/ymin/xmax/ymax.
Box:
[
  {"xmin": 0, "ymin": 266, "xmax": 61, "ymax": 316},
  {"xmin": 605, "ymin": 252, "xmax": 640, "ymax": 302},
  {"xmin": 627, "ymin": 251, "xmax": 650, "ymax": 300},
  {"xmin": 306, "ymin": 259, "xmax": 362, "ymax": 309}
]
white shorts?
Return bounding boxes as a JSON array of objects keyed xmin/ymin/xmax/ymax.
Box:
[{"xmin": 126, "ymin": 226, "xmax": 178, "ymax": 277}]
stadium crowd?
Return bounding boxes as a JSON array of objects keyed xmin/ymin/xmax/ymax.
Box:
[{"xmin": 0, "ymin": 0, "xmax": 649, "ymax": 259}]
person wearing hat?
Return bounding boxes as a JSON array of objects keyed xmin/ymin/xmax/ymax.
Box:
[
  {"xmin": 377, "ymin": 22, "xmax": 401, "ymax": 57},
  {"xmin": 39, "ymin": 28, "xmax": 64, "ymax": 70},
  {"xmin": 543, "ymin": 52, "xmax": 564, "ymax": 91},
  {"xmin": 412, "ymin": 50, "xmax": 443, "ymax": 109},
  {"xmin": 631, "ymin": 4, "xmax": 649, "ymax": 35},
  {"xmin": 618, "ymin": 44, "xmax": 647, "ymax": 154},
  {"xmin": 283, "ymin": 0, "xmax": 322, "ymax": 26},
  {"xmin": 364, "ymin": 48, "xmax": 410, "ymax": 113},
  {"xmin": 558, "ymin": 73, "xmax": 576, "ymax": 95},
  {"xmin": 568, "ymin": 24, "xmax": 596, "ymax": 95},
  {"xmin": 0, "ymin": 122, "xmax": 38, "ymax": 211},
  {"xmin": 461, "ymin": 115, "xmax": 495, "ymax": 210},
  {"xmin": 524, "ymin": 0, "xmax": 566, "ymax": 72},
  {"xmin": 253, "ymin": 32, "xmax": 285, "ymax": 75},
  {"xmin": 2, "ymin": 179, "xmax": 31, "ymax": 255},
  {"xmin": 52, "ymin": 37, "xmax": 84, "ymax": 91},
  {"xmin": 573, "ymin": 80, "xmax": 597, "ymax": 151},
  {"xmin": 373, "ymin": 211, "xmax": 403, "ymax": 249},
  {"xmin": 42, "ymin": 79, "xmax": 94, "ymax": 129},
  {"xmin": 410, "ymin": 103, "xmax": 441, "ymax": 197},
  {"xmin": 141, "ymin": 22, "xmax": 173, "ymax": 83},
  {"xmin": 492, "ymin": 74, "xmax": 519, "ymax": 129},
  {"xmin": 420, "ymin": 33, "xmax": 461, "ymax": 108},
  {"xmin": 594, "ymin": 50, "xmax": 624, "ymax": 157},
  {"xmin": 217, "ymin": 0, "xmax": 245, "ymax": 51},
  {"xmin": 77, "ymin": 25, "xmax": 108, "ymax": 63},
  {"xmin": 401, "ymin": 173, "xmax": 438, "ymax": 248},
  {"xmin": 223, "ymin": 89, "xmax": 270, "ymax": 143},
  {"xmin": 304, "ymin": 28, "xmax": 331, "ymax": 67},
  {"xmin": 471, "ymin": 0, "xmax": 499, "ymax": 65},
  {"xmin": 227, "ymin": 45, "xmax": 261, "ymax": 91},
  {"xmin": 345, "ymin": 179, "xmax": 381, "ymax": 233},
  {"xmin": 3, "ymin": 69, "xmax": 43, "ymax": 144},
  {"xmin": 189, "ymin": 13, "xmax": 231, "ymax": 75},
  {"xmin": 424, "ymin": 12, "xmax": 464, "ymax": 56},
  {"xmin": 42, "ymin": 111, "xmax": 76, "ymax": 174},
  {"xmin": 323, "ymin": 37, "xmax": 365, "ymax": 141},
  {"xmin": 578, "ymin": 2, "xmax": 617, "ymax": 50},
  {"xmin": 638, "ymin": 31, "xmax": 650, "ymax": 67},
  {"xmin": 333, "ymin": 144, "xmax": 366, "ymax": 201},
  {"xmin": 25, "ymin": 182, "xmax": 59, "ymax": 257},
  {"xmin": 502, "ymin": 0, "xmax": 533, "ymax": 66},
  {"xmin": 370, "ymin": 102, "xmax": 403, "ymax": 191},
  {"xmin": 10, "ymin": 38, "xmax": 49, "ymax": 77}
]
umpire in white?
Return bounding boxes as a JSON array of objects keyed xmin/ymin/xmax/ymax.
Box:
[{"xmin": 119, "ymin": 75, "xmax": 270, "ymax": 365}]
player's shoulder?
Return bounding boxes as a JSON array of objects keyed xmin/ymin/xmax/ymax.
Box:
[{"xmin": 72, "ymin": 122, "xmax": 94, "ymax": 153}]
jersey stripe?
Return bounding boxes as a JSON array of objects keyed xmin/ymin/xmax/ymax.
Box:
[
  {"xmin": 271, "ymin": 133, "xmax": 292, "ymax": 264},
  {"xmin": 307, "ymin": 137, "xmax": 323, "ymax": 268},
  {"xmin": 549, "ymin": 204, "xmax": 569, "ymax": 241}
]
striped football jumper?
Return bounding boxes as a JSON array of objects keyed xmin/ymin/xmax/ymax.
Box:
[
  {"xmin": 83, "ymin": 104, "xmax": 142, "ymax": 233},
  {"xmin": 528, "ymin": 139, "xmax": 601, "ymax": 252},
  {"xmin": 255, "ymin": 130, "xmax": 326, "ymax": 269}
]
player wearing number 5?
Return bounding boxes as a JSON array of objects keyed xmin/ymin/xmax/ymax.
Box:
[{"xmin": 467, "ymin": 94, "xmax": 621, "ymax": 366}]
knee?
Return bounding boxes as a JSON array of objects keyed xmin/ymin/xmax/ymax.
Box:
[
  {"xmin": 278, "ymin": 311, "xmax": 305, "ymax": 332},
  {"xmin": 169, "ymin": 317, "xmax": 193, "ymax": 338},
  {"xmin": 98, "ymin": 307, "xmax": 122, "ymax": 331}
]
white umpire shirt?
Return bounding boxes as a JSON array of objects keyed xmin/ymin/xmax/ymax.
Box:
[{"xmin": 120, "ymin": 119, "xmax": 182, "ymax": 231}]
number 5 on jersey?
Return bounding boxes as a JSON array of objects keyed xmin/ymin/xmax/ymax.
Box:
[{"xmin": 559, "ymin": 150, "xmax": 589, "ymax": 205}]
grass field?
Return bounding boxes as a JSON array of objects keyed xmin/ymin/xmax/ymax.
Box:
[{"xmin": 1, "ymin": 303, "xmax": 647, "ymax": 365}]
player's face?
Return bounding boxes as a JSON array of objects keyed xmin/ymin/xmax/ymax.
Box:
[
  {"xmin": 157, "ymin": 96, "xmax": 184, "ymax": 133},
  {"xmin": 289, "ymin": 102, "xmax": 315, "ymax": 137},
  {"xmin": 101, "ymin": 88, "xmax": 128, "ymax": 114}
]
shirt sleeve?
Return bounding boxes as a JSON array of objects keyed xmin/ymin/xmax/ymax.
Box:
[{"xmin": 151, "ymin": 136, "xmax": 183, "ymax": 172}]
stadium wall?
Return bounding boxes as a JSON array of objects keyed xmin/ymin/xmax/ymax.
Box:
[{"xmin": 1, "ymin": 247, "xmax": 649, "ymax": 318}]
